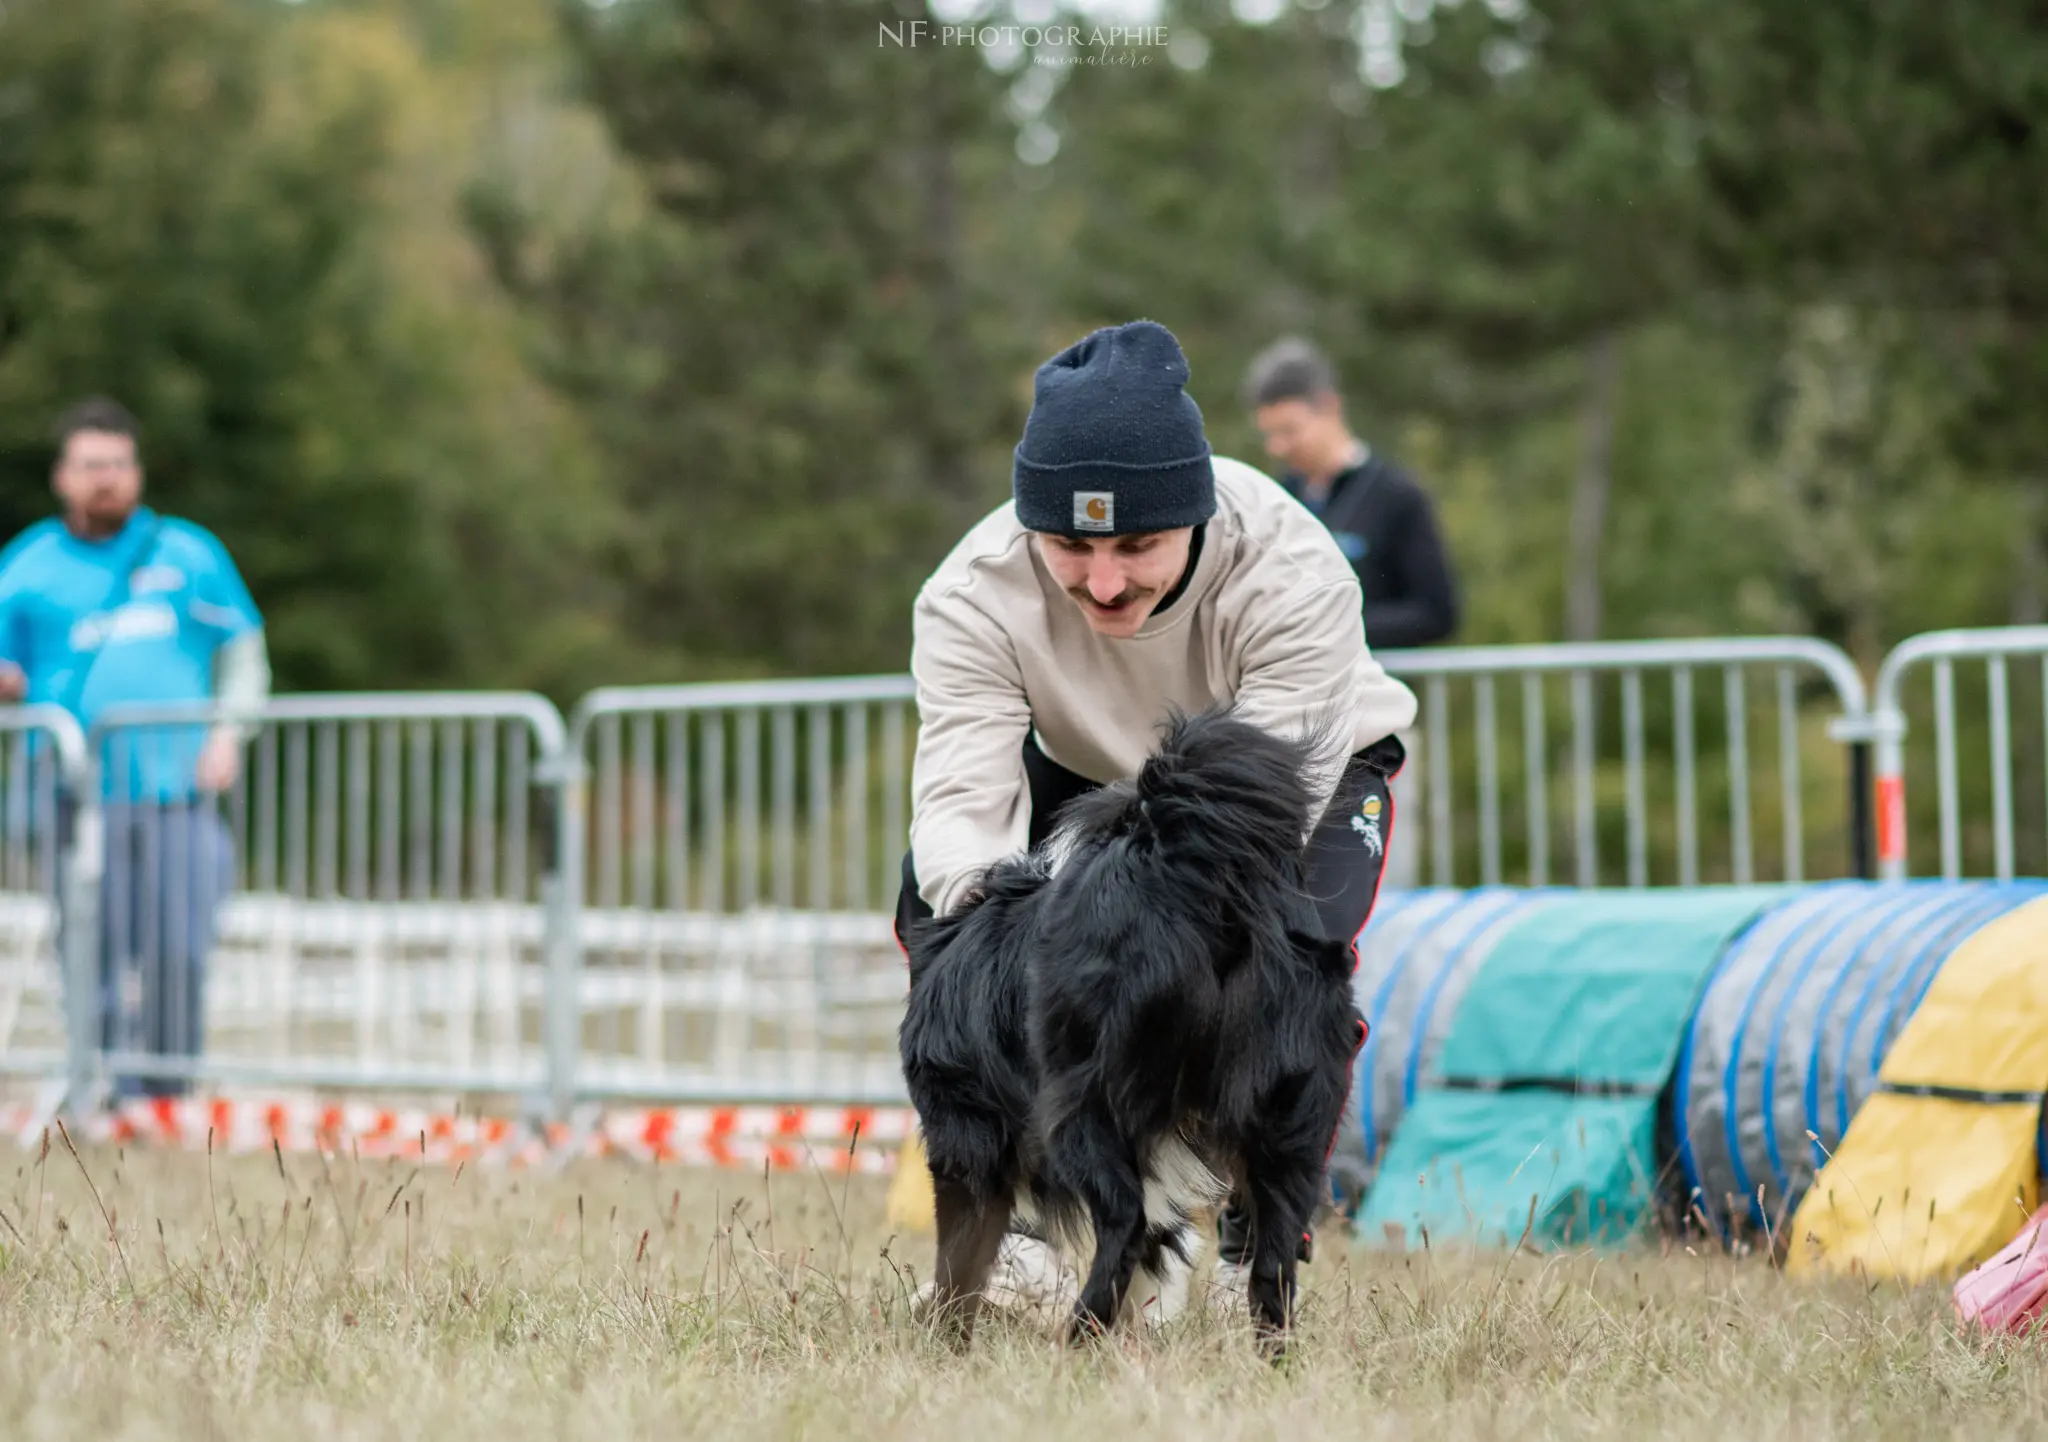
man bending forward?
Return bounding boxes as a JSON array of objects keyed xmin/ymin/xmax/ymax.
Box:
[{"xmin": 897, "ymin": 320, "xmax": 1417, "ymax": 1312}]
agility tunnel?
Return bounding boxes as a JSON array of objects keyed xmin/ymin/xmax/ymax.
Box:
[
  {"xmin": 1673, "ymin": 880, "xmax": 2048, "ymax": 1239},
  {"xmin": 1348, "ymin": 879, "xmax": 2048, "ymax": 1267},
  {"xmin": 1357, "ymin": 888, "xmax": 1783, "ymax": 1248},
  {"xmin": 1785, "ymin": 891, "xmax": 2048, "ymax": 1280}
]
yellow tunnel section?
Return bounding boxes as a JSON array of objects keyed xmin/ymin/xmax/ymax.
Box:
[{"xmin": 1789, "ymin": 895, "xmax": 2048, "ymax": 1280}]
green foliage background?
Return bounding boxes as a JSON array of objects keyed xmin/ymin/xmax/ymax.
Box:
[{"xmin": 4, "ymin": 0, "xmax": 2040, "ymax": 692}]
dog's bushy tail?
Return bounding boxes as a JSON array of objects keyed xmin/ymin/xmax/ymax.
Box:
[{"xmin": 1062, "ymin": 707, "xmax": 1333, "ymax": 877}]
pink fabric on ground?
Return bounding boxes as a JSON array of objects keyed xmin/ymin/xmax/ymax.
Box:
[{"xmin": 1954, "ymin": 1203, "xmax": 2048, "ymax": 1333}]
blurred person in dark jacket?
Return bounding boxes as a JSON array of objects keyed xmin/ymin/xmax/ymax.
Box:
[{"xmin": 1243, "ymin": 338, "xmax": 1459, "ymax": 651}]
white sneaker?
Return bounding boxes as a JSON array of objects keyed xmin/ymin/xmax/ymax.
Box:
[{"xmin": 984, "ymin": 1230, "xmax": 1079, "ymax": 1320}]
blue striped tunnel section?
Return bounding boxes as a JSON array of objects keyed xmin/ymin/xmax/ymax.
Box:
[{"xmin": 1671, "ymin": 880, "xmax": 2048, "ymax": 1234}]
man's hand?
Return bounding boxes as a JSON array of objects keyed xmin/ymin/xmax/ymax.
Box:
[
  {"xmin": 0, "ymin": 662, "xmax": 25, "ymax": 705},
  {"xmin": 195, "ymin": 726, "xmax": 243, "ymax": 792}
]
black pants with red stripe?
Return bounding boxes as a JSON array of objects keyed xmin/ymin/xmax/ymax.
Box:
[{"xmin": 895, "ymin": 731, "xmax": 1406, "ymax": 1240}]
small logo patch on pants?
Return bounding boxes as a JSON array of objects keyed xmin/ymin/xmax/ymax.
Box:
[{"xmin": 1351, "ymin": 793, "xmax": 1384, "ymax": 857}]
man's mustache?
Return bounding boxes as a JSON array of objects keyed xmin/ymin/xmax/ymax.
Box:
[{"xmin": 1068, "ymin": 585, "xmax": 1146, "ymax": 609}]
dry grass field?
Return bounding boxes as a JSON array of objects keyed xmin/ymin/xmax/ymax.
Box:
[{"xmin": 0, "ymin": 1134, "xmax": 2042, "ymax": 1441}]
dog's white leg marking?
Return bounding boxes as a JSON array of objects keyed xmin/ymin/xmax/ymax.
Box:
[
  {"xmin": 1128, "ymin": 1221, "xmax": 1202, "ymax": 1326},
  {"xmin": 1125, "ymin": 1137, "xmax": 1228, "ymax": 1327},
  {"xmin": 1142, "ymin": 1135, "xmax": 1231, "ymax": 1225}
]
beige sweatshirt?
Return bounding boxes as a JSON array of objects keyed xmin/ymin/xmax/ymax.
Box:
[{"xmin": 909, "ymin": 455, "xmax": 1419, "ymax": 916}]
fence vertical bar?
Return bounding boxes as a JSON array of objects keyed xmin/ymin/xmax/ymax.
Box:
[
  {"xmin": 701, "ymin": 714, "xmax": 726, "ymax": 914},
  {"xmin": 1988, "ymin": 656, "xmax": 2014, "ymax": 881},
  {"xmin": 882, "ymin": 700, "xmax": 907, "ymax": 907},
  {"xmin": 376, "ymin": 722, "xmax": 400, "ymax": 901},
  {"xmin": 255, "ymin": 726, "xmax": 278, "ymax": 895},
  {"xmin": 630, "ymin": 714, "xmax": 656, "ymax": 911},
  {"xmin": 315, "ymin": 722, "xmax": 339, "ymax": 899},
  {"xmin": 408, "ymin": 723, "xmax": 432, "ymax": 902},
  {"xmin": 1725, "ymin": 667, "xmax": 1753, "ymax": 885},
  {"xmin": 286, "ymin": 723, "xmax": 310, "ymax": 900},
  {"xmin": 542, "ymin": 730, "xmax": 581, "ymax": 1124},
  {"xmin": 1935, "ymin": 659, "xmax": 1960, "ymax": 881},
  {"xmin": 346, "ymin": 723, "xmax": 369, "ymax": 900},
  {"xmin": 1426, "ymin": 676, "xmax": 1452, "ymax": 887},
  {"xmin": 506, "ymin": 726, "xmax": 530, "ymax": 904},
  {"xmin": 807, "ymin": 706, "xmax": 830, "ymax": 909},
  {"xmin": 1673, "ymin": 668, "xmax": 1698, "ymax": 886},
  {"xmin": 439, "ymin": 719, "xmax": 464, "ymax": 901},
  {"xmin": 597, "ymin": 716, "xmax": 623, "ymax": 911},
  {"xmin": 738, "ymin": 707, "xmax": 761, "ymax": 912},
  {"xmin": 772, "ymin": 705, "xmax": 796, "ymax": 909},
  {"xmin": 843, "ymin": 704, "xmax": 869, "ymax": 911},
  {"xmin": 665, "ymin": 712, "xmax": 689, "ymax": 912},
  {"xmin": 1475, "ymin": 675, "xmax": 1501, "ymax": 887},
  {"xmin": 1571, "ymin": 670, "xmax": 1596, "ymax": 887},
  {"xmin": 631, "ymin": 712, "xmax": 658, "ymax": 1068},
  {"xmin": 472, "ymin": 720, "xmax": 498, "ymax": 900},
  {"xmin": 1622, "ymin": 670, "xmax": 1647, "ymax": 886},
  {"xmin": 1777, "ymin": 667, "xmax": 1803, "ymax": 883},
  {"xmin": 1523, "ymin": 672, "xmax": 1549, "ymax": 887}
]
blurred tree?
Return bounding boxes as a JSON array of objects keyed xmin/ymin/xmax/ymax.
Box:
[
  {"xmin": 474, "ymin": 0, "xmax": 1034, "ymax": 679},
  {"xmin": 0, "ymin": 0, "xmax": 625, "ymax": 696}
]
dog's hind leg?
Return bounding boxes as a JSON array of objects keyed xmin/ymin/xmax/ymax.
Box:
[{"xmin": 924, "ymin": 1176, "xmax": 1013, "ymax": 1347}]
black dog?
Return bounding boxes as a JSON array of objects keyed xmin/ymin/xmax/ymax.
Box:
[{"xmin": 898, "ymin": 708, "xmax": 1365, "ymax": 1353}]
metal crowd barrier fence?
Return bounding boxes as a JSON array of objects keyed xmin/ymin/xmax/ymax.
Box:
[
  {"xmin": 11, "ymin": 623, "xmax": 2048, "ymax": 1122},
  {"xmin": 1872, "ymin": 626, "xmax": 2048, "ymax": 882},
  {"xmin": 559, "ymin": 678, "xmax": 917, "ymax": 1108},
  {"xmin": 73, "ymin": 693, "xmax": 569, "ymax": 1109},
  {"xmin": 1380, "ymin": 637, "xmax": 1873, "ymax": 888},
  {"xmin": 0, "ymin": 705, "xmax": 90, "ymax": 1106}
]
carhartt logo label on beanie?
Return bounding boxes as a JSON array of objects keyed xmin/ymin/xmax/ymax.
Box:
[{"xmin": 1013, "ymin": 319, "xmax": 1216, "ymax": 537}]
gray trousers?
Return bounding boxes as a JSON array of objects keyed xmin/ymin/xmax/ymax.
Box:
[{"xmin": 57, "ymin": 799, "xmax": 235, "ymax": 1099}]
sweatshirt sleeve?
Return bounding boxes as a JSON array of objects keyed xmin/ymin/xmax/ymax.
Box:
[
  {"xmin": 1232, "ymin": 577, "xmax": 1417, "ymax": 824},
  {"xmin": 908, "ymin": 586, "xmax": 1034, "ymax": 916}
]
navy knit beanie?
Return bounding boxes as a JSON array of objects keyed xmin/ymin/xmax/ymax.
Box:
[{"xmin": 1012, "ymin": 320, "xmax": 1216, "ymax": 536}]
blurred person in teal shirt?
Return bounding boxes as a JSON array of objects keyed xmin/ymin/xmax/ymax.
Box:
[{"xmin": 0, "ymin": 397, "xmax": 270, "ymax": 1098}]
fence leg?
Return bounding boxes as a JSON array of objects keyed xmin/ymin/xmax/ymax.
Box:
[
  {"xmin": 1872, "ymin": 711, "xmax": 1908, "ymax": 883},
  {"xmin": 62, "ymin": 786, "xmax": 103, "ymax": 1117},
  {"xmin": 537, "ymin": 755, "xmax": 584, "ymax": 1126},
  {"xmin": 1847, "ymin": 740, "xmax": 1875, "ymax": 881}
]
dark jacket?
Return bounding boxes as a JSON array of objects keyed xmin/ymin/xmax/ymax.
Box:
[{"xmin": 1282, "ymin": 453, "xmax": 1459, "ymax": 650}]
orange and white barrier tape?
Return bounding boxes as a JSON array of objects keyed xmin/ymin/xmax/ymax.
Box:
[
  {"xmin": 587, "ymin": 1103, "xmax": 911, "ymax": 1173},
  {"xmin": 0, "ymin": 1095, "xmax": 913, "ymax": 1174}
]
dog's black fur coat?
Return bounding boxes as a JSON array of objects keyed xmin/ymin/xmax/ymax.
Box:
[{"xmin": 899, "ymin": 709, "xmax": 1366, "ymax": 1349}]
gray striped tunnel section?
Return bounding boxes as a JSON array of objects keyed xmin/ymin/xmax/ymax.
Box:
[
  {"xmin": 1674, "ymin": 880, "xmax": 2048, "ymax": 1234},
  {"xmin": 1351, "ymin": 887, "xmax": 1553, "ymax": 1185}
]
